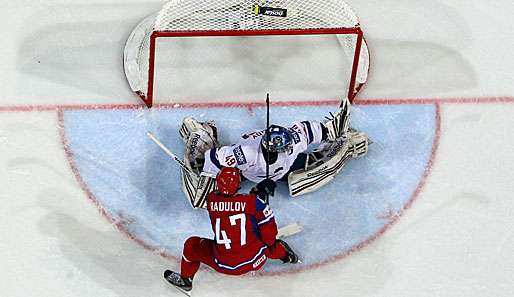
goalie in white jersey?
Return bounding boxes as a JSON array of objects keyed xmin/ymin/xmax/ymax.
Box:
[
  {"xmin": 203, "ymin": 121, "xmax": 324, "ymax": 183},
  {"xmin": 179, "ymin": 98, "xmax": 369, "ymax": 209}
]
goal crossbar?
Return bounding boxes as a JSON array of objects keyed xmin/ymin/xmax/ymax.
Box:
[{"xmin": 142, "ymin": 27, "xmax": 363, "ymax": 108}]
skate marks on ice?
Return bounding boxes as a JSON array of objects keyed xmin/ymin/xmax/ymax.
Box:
[
  {"xmin": 15, "ymin": 3, "xmax": 352, "ymax": 105},
  {"xmin": 361, "ymin": 39, "xmax": 476, "ymax": 99},
  {"xmin": 59, "ymin": 103, "xmax": 438, "ymax": 273},
  {"xmin": 14, "ymin": 3, "xmax": 162, "ymax": 104}
]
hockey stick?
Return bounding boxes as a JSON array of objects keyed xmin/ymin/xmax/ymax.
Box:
[
  {"xmin": 265, "ymin": 93, "xmax": 271, "ymax": 204},
  {"xmin": 146, "ymin": 132, "xmax": 198, "ymax": 177},
  {"xmin": 277, "ymin": 223, "xmax": 303, "ymax": 239}
]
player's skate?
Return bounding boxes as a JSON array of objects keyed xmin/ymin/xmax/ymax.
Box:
[
  {"xmin": 277, "ymin": 239, "xmax": 299, "ymax": 264},
  {"xmin": 180, "ymin": 116, "xmax": 218, "ymax": 143},
  {"xmin": 164, "ymin": 270, "xmax": 193, "ymax": 296}
]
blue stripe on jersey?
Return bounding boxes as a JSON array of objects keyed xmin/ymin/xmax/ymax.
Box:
[
  {"xmin": 301, "ymin": 121, "xmax": 314, "ymax": 144},
  {"xmin": 214, "ymin": 246, "xmax": 267, "ymax": 270},
  {"xmin": 255, "ymin": 196, "xmax": 274, "ymax": 225},
  {"xmin": 250, "ymin": 216, "xmax": 259, "ymax": 238},
  {"xmin": 209, "ymin": 148, "xmax": 223, "ymax": 169},
  {"xmin": 255, "ymin": 195, "xmax": 267, "ymax": 212}
]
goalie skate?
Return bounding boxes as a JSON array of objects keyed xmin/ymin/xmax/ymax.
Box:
[{"xmin": 346, "ymin": 131, "xmax": 368, "ymax": 158}]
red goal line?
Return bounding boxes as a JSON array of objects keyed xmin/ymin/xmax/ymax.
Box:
[{"xmin": 0, "ymin": 96, "xmax": 513, "ymax": 113}]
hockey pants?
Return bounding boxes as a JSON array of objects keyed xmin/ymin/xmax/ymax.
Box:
[{"xmin": 181, "ymin": 236, "xmax": 287, "ymax": 278}]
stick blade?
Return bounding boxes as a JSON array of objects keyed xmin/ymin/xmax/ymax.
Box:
[{"xmin": 277, "ymin": 223, "xmax": 303, "ymax": 239}]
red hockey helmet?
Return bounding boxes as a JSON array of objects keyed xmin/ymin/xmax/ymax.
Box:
[{"xmin": 216, "ymin": 167, "xmax": 241, "ymax": 196}]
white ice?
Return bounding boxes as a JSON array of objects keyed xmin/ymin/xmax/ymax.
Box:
[{"xmin": 1, "ymin": 0, "xmax": 513, "ymax": 297}]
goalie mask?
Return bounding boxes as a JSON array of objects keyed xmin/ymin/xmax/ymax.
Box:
[
  {"xmin": 216, "ymin": 167, "xmax": 241, "ymax": 196},
  {"xmin": 262, "ymin": 125, "xmax": 293, "ymax": 153}
]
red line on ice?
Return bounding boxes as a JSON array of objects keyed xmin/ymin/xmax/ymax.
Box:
[
  {"xmin": 256, "ymin": 102, "xmax": 443, "ymax": 276},
  {"xmin": 57, "ymin": 109, "xmax": 179, "ymax": 262},
  {"xmin": 0, "ymin": 96, "xmax": 513, "ymax": 113},
  {"xmin": 35, "ymin": 97, "xmax": 508, "ymax": 276}
]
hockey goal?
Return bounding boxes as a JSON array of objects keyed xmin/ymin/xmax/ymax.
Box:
[{"xmin": 124, "ymin": 0, "xmax": 370, "ymax": 107}]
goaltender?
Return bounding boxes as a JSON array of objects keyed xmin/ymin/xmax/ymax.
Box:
[{"xmin": 180, "ymin": 98, "xmax": 369, "ymax": 208}]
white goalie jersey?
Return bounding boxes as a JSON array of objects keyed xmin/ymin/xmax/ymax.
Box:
[
  {"xmin": 177, "ymin": 99, "xmax": 369, "ymax": 207},
  {"xmin": 202, "ymin": 121, "xmax": 325, "ymax": 183}
]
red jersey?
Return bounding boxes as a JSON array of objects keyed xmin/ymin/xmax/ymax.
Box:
[{"xmin": 206, "ymin": 191, "xmax": 278, "ymax": 271}]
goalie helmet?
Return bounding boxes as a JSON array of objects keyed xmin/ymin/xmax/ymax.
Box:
[
  {"xmin": 262, "ymin": 125, "xmax": 293, "ymax": 153},
  {"xmin": 216, "ymin": 167, "xmax": 241, "ymax": 196}
]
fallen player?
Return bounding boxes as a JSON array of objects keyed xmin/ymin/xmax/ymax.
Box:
[{"xmin": 180, "ymin": 98, "xmax": 369, "ymax": 208}]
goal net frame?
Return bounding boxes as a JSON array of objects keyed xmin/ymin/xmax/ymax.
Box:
[{"xmin": 124, "ymin": 1, "xmax": 369, "ymax": 108}]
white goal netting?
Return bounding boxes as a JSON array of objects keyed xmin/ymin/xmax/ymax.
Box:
[{"xmin": 124, "ymin": 0, "xmax": 369, "ymax": 106}]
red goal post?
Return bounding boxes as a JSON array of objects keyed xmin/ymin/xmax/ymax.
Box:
[{"xmin": 124, "ymin": 0, "xmax": 370, "ymax": 108}]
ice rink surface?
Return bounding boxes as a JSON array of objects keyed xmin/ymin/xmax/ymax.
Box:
[{"xmin": 1, "ymin": 1, "xmax": 513, "ymax": 297}]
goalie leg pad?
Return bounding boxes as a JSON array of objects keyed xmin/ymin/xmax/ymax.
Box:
[
  {"xmin": 180, "ymin": 117, "xmax": 219, "ymax": 209},
  {"xmin": 287, "ymin": 132, "xmax": 368, "ymax": 197},
  {"xmin": 288, "ymin": 140, "xmax": 351, "ymax": 197},
  {"xmin": 181, "ymin": 169, "xmax": 216, "ymax": 209}
]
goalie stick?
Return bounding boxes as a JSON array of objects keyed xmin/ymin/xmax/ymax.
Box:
[
  {"xmin": 147, "ymin": 132, "xmax": 198, "ymax": 177},
  {"xmin": 277, "ymin": 222, "xmax": 303, "ymax": 238},
  {"xmin": 148, "ymin": 132, "xmax": 304, "ymax": 236}
]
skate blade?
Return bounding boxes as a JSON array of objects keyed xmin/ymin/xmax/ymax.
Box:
[{"xmin": 163, "ymin": 276, "xmax": 192, "ymax": 297}]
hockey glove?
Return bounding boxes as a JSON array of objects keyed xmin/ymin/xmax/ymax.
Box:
[{"xmin": 251, "ymin": 178, "xmax": 276, "ymax": 198}]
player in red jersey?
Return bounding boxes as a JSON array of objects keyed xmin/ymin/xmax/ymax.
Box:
[{"xmin": 164, "ymin": 167, "xmax": 298, "ymax": 294}]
